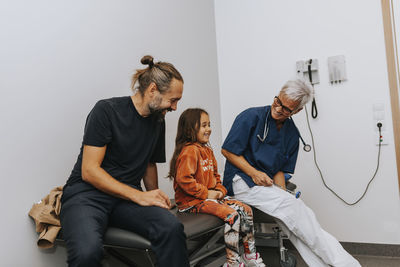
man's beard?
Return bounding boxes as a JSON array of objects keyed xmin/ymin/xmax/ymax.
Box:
[
  {"xmin": 149, "ymin": 106, "xmax": 170, "ymax": 119},
  {"xmin": 148, "ymin": 96, "xmax": 171, "ymax": 120}
]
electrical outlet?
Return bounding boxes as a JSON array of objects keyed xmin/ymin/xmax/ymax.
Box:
[{"xmin": 374, "ymin": 122, "xmax": 388, "ymax": 146}]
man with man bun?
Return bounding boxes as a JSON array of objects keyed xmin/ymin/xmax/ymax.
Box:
[{"xmin": 60, "ymin": 55, "xmax": 189, "ymax": 267}]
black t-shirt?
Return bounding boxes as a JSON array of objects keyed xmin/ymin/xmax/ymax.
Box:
[{"xmin": 66, "ymin": 96, "xmax": 166, "ymax": 189}]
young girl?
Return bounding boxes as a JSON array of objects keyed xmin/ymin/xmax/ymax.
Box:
[{"xmin": 169, "ymin": 108, "xmax": 266, "ymax": 267}]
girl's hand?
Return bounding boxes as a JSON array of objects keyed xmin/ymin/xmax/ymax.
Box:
[
  {"xmin": 216, "ymin": 191, "xmax": 224, "ymax": 200},
  {"xmin": 207, "ymin": 190, "xmax": 223, "ymax": 199}
]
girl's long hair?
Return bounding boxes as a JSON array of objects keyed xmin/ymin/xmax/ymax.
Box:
[{"xmin": 168, "ymin": 108, "xmax": 208, "ymax": 180}]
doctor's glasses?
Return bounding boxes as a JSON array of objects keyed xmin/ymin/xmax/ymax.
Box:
[{"xmin": 274, "ymin": 96, "xmax": 294, "ymax": 115}]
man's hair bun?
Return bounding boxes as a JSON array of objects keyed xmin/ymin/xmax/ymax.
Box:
[{"xmin": 141, "ymin": 55, "xmax": 154, "ymax": 68}]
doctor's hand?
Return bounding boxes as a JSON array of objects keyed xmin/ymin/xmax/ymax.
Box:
[{"xmin": 251, "ymin": 170, "xmax": 273, "ymax": 186}]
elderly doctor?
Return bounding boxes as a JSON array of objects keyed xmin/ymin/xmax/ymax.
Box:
[{"xmin": 221, "ymin": 79, "xmax": 360, "ymax": 267}]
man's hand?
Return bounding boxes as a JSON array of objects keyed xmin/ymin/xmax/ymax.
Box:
[
  {"xmin": 207, "ymin": 190, "xmax": 224, "ymax": 200},
  {"xmin": 133, "ymin": 189, "xmax": 171, "ymax": 209},
  {"xmin": 251, "ymin": 170, "xmax": 273, "ymax": 186}
]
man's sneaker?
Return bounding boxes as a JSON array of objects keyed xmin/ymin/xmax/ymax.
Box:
[
  {"xmin": 222, "ymin": 261, "xmax": 245, "ymax": 267},
  {"xmin": 240, "ymin": 252, "xmax": 266, "ymax": 267}
]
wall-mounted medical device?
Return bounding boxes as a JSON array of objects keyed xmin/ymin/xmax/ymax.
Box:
[
  {"xmin": 296, "ymin": 59, "xmax": 319, "ymax": 85},
  {"xmin": 296, "ymin": 58, "xmax": 319, "ymax": 118},
  {"xmin": 295, "ymin": 54, "xmax": 383, "ymax": 206},
  {"xmin": 327, "ymin": 55, "xmax": 347, "ymax": 83}
]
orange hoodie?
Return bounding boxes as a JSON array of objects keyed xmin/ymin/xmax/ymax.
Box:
[{"xmin": 174, "ymin": 143, "xmax": 227, "ymax": 210}]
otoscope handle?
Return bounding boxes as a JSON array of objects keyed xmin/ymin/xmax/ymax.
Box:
[
  {"xmin": 286, "ymin": 188, "xmax": 301, "ymax": 199},
  {"xmin": 274, "ymin": 184, "xmax": 301, "ymax": 199}
]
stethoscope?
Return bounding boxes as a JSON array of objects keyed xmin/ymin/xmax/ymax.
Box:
[{"xmin": 257, "ymin": 110, "xmax": 312, "ymax": 152}]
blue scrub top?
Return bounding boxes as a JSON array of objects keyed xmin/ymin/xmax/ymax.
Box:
[{"xmin": 222, "ymin": 106, "xmax": 300, "ymax": 196}]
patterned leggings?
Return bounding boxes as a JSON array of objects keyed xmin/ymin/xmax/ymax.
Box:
[{"xmin": 188, "ymin": 198, "xmax": 256, "ymax": 264}]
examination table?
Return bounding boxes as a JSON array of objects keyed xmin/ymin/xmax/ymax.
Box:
[{"xmin": 57, "ymin": 183, "xmax": 298, "ymax": 267}]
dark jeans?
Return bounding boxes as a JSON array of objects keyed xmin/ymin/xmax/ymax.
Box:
[{"xmin": 60, "ymin": 182, "xmax": 189, "ymax": 267}]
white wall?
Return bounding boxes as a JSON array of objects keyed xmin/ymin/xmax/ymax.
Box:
[
  {"xmin": 215, "ymin": 0, "xmax": 400, "ymax": 244},
  {"xmin": 0, "ymin": 0, "xmax": 221, "ymax": 266}
]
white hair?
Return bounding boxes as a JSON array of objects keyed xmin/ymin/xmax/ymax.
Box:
[{"xmin": 280, "ymin": 78, "xmax": 313, "ymax": 109}]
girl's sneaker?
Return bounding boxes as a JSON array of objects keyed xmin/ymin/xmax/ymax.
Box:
[
  {"xmin": 240, "ymin": 252, "xmax": 266, "ymax": 267},
  {"xmin": 222, "ymin": 262, "xmax": 245, "ymax": 267}
]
